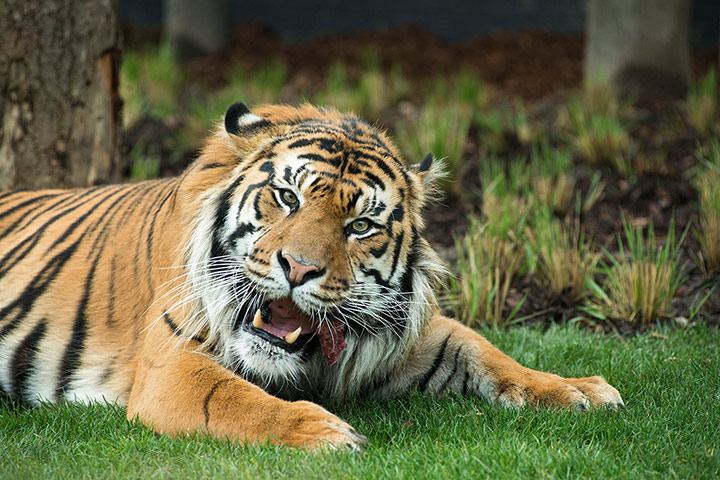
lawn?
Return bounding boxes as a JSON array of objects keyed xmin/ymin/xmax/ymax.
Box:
[{"xmin": 2, "ymin": 322, "xmax": 718, "ymax": 479}]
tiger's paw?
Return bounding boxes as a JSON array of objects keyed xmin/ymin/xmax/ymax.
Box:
[
  {"xmin": 278, "ymin": 400, "xmax": 368, "ymax": 452},
  {"xmin": 495, "ymin": 374, "xmax": 624, "ymax": 412},
  {"xmin": 567, "ymin": 376, "xmax": 625, "ymax": 410}
]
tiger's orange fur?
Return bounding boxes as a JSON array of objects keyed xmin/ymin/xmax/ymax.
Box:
[{"xmin": 0, "ymin": 104, "xmax": 622, "ymax": 450}]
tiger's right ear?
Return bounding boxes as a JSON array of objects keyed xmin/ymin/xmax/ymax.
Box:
[{"xmin": 224, "ymin": 102, "xmax": 271, "ymax": 136}]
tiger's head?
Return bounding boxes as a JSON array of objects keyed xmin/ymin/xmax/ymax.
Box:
[{"xmin": 178, "ymin": 103, "xmax": 445, "ymax": 399}]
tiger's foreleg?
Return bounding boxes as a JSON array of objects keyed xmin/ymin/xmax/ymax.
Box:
[
  {"xmin": 126, "ymin": 310, "xmax": 367, "ymax": 450},
  {"xmin": 385, "ymin": 315, "xmax": 624, "ymax": 410}
]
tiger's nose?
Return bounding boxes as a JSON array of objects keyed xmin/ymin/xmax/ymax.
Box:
[{"xmin": 279, "ymin": 252, "xmax": 323, "ymax": 287}]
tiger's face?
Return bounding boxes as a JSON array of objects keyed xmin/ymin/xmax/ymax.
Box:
[{"xmin": 182, "ymin": 104, "xmax": 444, "ymax": 397}]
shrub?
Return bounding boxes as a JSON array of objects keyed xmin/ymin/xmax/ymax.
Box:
[
  {"xmin": 693, "ymin": 141, "xmax": 720, "ymax": 274},
  {"xmin": 686, "ymin": 67, "xmax": 718, "ymax": 136},
  {"xmin": 525, "ymin": 209, "xmax": 600, "ymax": 301},
  {"xmin": 594, "ymin": 218, "xmax": 687, "ymax": 325},
  {"xmin": 528, "ymin": 144, "xmax": 576, "ymax": 214},
  {"xmin": 449, "ymin": 213, "xmax": 526, "ymax": 326}
]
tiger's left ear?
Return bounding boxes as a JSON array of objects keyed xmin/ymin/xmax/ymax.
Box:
[
  {"xmin": 224, "ymin": 102, "xmax": 271, "ymax": 136},
  {"xmin": 411, "ymin": 152, "xmax": 445, "ymax": 200},
  {"xmin": 417, "ymin": 153, "xmax": 433, "ymax": 173}
]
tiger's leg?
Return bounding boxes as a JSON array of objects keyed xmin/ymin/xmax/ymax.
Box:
[
  {"xmin": 126, "ymin": 312, "xmax": 367, "ymax": 450},
  {"xmin": 385, "ymin": 315, "xmax": 623, "ymax": 410}
]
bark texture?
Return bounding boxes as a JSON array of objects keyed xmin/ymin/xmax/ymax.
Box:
[
  {"xmin": 585, "ymin": 0, "xmax": 692, "ymax": 101},
  {"xmin": 0, "ymin": 0, "xmax": 122, "ymax": 190}
]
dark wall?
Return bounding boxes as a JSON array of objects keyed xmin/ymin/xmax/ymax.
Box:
[{"xmin": 120, "ymin": 0, "xmax": 719, "ymax": 47}]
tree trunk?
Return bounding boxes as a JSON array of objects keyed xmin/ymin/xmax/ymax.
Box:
[
  {"xmin": 584, "ymin": 0, "xmax": 692, "ymax": 101},
  {"xmin": 0, "ymin": 0, "xmax": 123, "ymax": 190}
]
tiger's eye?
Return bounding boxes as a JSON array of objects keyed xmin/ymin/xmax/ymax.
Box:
[
  {"xmin": 350, "ymin": 219, "xmax": 370, "ymax": 234},
  {"xmin": 281, "ymin": 190, "xmax": 298, "ymax": 205}
]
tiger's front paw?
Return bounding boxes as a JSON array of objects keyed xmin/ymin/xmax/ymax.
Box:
[
  {"xmin": 279, "ymin": 400, "xmax": 368, "ymax": 452},
  {"xmin": 495, "ymin": 373, "xmax": 624, "ymax": 411},
  {"xmin": 567, "ymin": 376, "xmax": 625, "ymax": 410}
]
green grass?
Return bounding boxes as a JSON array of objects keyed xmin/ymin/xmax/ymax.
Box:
[{"xmin": 2, "ymin": 323, "xmax": 719, "ymax": 478}]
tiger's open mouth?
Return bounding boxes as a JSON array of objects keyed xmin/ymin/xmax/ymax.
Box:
[{"xmin": 246, "ymin": 297, "xmax": 347, "ymax": 365}]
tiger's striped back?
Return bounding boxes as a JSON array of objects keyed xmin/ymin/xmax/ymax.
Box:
[{"xmin": 0, "ymin": 180, "xmax": 180, "ymax": 403}]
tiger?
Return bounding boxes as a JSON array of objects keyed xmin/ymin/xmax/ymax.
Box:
[{"xmin": 0, "ymin": 103, "xmax": 623, "ymax": 450}]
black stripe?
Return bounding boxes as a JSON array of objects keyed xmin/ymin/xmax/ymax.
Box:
[
  {"xmin": 361, "ymin": 171, "xmax": 386, "ymax": 191},
  {"xmin": 0, "ymin": 193, "xmax": 58, "ymax": 234},
  {"xmin": 418, "ymin": 336, "xmax": 450, "ymax": 392},
  {"xmin": 201, "ymin": 162, "xmax": 225, "ymax": 170},
  {"xmin": 203, "ymin": 379, "xmax": 230, "ymax": 429},
  {"xmin": 399, "ymin": 230, "xmax": 419, "ymax": 294},
  {"xmin": 0, "ymin": 189, "xmax": 107, "ymax": 279},
  {"xmin": 55, "ymin": 252, "xmax": 102, "ymax": 400},
  {"xmin": 0, "ymin": 189, "xmax": 26, "ymax": 205},
  {"xmin": 41, "ymin": 187, "xmax": 123, "ymax": 255},
  {"xmin": 439, "ymin": 346, "xmax": 462, "ymax": 393},
  {"xmin": 369, "ymin": 241, "xmax": 390, "ymax": 258},
  {"xmin": 389, "ymin": 205, "xmax": 404, "ymax": 223},
  {"xmin": 210, "ymin": 174, "xmax": 246, "ymax": 262},
  {"xmin": 387, "ymin": 231, "xmax": 405, "ymax": 283},
  {"xmin": 107, "ymin": 255, "xmax": 118, "ymax": 326},
  {"xmin": 298, "ymin": 153, "xmax": 341, "ymax": 168},
  {"xmin": 227, "ymin": 222, "xmax": 258, "ymax": 244},
  {"xmin": 287, "ymin": 138, "xmax": 312, "ymax": 149},
  {"xmin": 145, "ymin": 183, "xmax": 177, "ymax": 287},
  {"xmin": 363, "ymin": 154, "xmax": 397, "ymax": 181},
  {"xmin": 462, "ymin": 368, "xmax": 470, "ymax": 396},
  {"xmin": 7, "ymin": 190, "xmax": 90, "ymax": 236},
  {"xmin": 163, "ymin": 313, "xmax": 207, "ymax": 344},
  {"xmin": 133, "ymin": 184, "xmax": 168, "ymax": 289},
  {"xmin": 9, "ymin": 319, "xmax": 47, "ymax": 400},
  {"xmin": 359, "ymin": 266, "xmax": 391, "ymax": 289},
  {"xmin": 86, "ymin": 185, "xmax": 140, "ymax": 258},
  {"xmin": 0, "ymin": 236, "xmax": 83, "ymax": 344}
]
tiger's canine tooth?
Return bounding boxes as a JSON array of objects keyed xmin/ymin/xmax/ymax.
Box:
[
  {"xmin": 252, "ymin": 310, "xmax": 265, "ymax": 328},
  {"xmin": 285, "ymin": 326, "xmax": 302, "ymax": 344}
]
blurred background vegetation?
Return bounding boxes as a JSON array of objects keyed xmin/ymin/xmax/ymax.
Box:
[
  {"xmin": 109, "ymin": 1, "xmax": 720, "ymax": 333},
  {"xmin": 1, "ymin": 0, "xmax": 719, "ymax": 333}
]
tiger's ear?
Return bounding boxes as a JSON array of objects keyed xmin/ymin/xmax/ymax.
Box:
[
  {"xmin": 224, "ymin": 102, "xmax": 271, "ymax": 136},
  {"xmin": 418, "ymin": 152, "xmax": 433, "ymax": 173},
  {"xmin": 411, "ymin": 153, "xmax": 446, "ymax": 200}
]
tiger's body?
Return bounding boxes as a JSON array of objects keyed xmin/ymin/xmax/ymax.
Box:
[{"xmin": 0, "ymin": 103, "xmax": 622, "ymax": 449}]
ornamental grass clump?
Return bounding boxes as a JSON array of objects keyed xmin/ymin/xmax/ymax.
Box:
[
  {"xmin": 686, "ymin": 67, "xmax": 718, "ymax": 136},
  {"xmin": 525, "ymin": 209, "xmax": 600, "ymax": 301},
  {"xmin": 450, "ymin": 214, "xmax": 526, "ymax": 327},
  {"xmin": 596, "ymin": 218, "xmax": 687, "ymax": 325},
  {"xmin": 479, "ymin": 154, "xmax": 532, "ymax": 219},
  {"xmin": 528, "ymin": 144, "xmax": 576, "ymax": 215},
  {"xmin": 693, "ymin": 141, "xmax": 720, "ymax": 274},
  {"xmin": 564, "ymin": 93, "xmax": 633, "ymax": 177}
]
